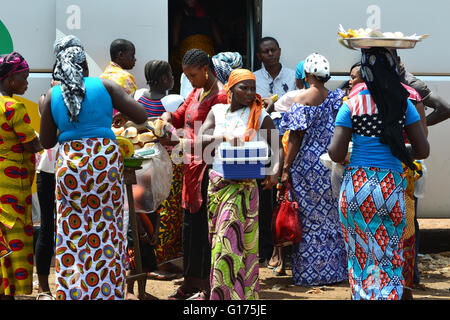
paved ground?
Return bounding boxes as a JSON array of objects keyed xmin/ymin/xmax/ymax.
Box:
[{"xmin": 17, "ymin": 219, "xmax": 450, "ymax": 300}]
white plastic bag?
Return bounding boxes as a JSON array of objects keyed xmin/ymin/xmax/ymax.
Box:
[
  {"xmin": 132, "ymin": 143, "xmax": 173, "ymax": 212},
  {"xmin": 331, "ymin": 162, "xmax": 345, "ymax": 199}
]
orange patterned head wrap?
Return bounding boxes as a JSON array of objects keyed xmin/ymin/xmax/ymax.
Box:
[{"xmin": 224, "ymin": 69, "xmax": 263, "ymax": 142}]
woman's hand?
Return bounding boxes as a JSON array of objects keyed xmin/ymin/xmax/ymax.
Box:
[
  {"xmin": 262, "ymin": 174, "xmax": 278, "ymax": 190},
  {"xmin": 262, "ymin": 97, "xmax": 275, "ymax": 113},
  {"xmin": 280, "ymin": 168, "xmax": 290, "ymax": 185},
  {"xmin": 224, "ymin": 134, "xmax": 242, "ymax": 147},
  {"xmin": 112, "ymin": 112, "xmax": 128, "ymax": 128}
]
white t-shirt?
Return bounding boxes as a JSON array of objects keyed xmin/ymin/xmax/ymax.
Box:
[{"xmin": 254, "ymin": 64, "xmax": 296, "ymax": 98}]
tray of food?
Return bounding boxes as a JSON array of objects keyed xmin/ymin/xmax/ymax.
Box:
[{"xmin": 337, "ymin": 25, "xmax": 428, "ymax": 50}]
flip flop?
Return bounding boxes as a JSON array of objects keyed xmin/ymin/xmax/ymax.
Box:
[
  {"xmin": 187, "ymin": 291, "xmax": 208, "ymax": 300},
  {"xmin": 168, "ymin": 287, "xmax": 194, "ymax": 300},
  {"xmin": 272, "ymin": 267, "xmax": 287, "ymax": 276},
  {"xmin": 36, "ymin": 292, "xmax": 55, "ymax": 300},
  {"xmin": 147, "ymin": 271, "xmax": 177, "ymax": 280}
]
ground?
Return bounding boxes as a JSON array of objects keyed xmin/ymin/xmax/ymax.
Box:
[{"xmin": 18, "ymin": 219, "xmax": 450, "ymax": 300}]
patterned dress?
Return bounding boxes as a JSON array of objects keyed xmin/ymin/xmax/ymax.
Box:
[
  {"xmin": 54, "ymin": 138, "xmax": 127, "ymax": 300},
  {"xmin": 155, "ymin": 160, "xmax": 183, "ymax": 264},
  {"xmin": 208, "ymin": 171, "xmax": 259, "ymax": 300},
  {"xmin": 0, "ymin": 96, "xmax": 37, "ymax": 296},
  {"xmin": 340, "ymin": 167, "xmax": 406, "ymax": 300},
  {"xmin": 279, "ymin": 89, "xmax": 348, "ymax": 286}
]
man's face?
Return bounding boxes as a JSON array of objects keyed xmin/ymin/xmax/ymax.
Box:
[{"xmin": 257, "ymin": 40, "xmax": 281, "ymax": 68}]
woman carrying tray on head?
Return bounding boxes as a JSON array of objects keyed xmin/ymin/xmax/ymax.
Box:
[
  {"xmin": 198, "ymin": 68, "xmax": 281, "ymax": 300},
  {"xmin": 328, "ymin": 47, "xmax": 429, "ymax": 300}
]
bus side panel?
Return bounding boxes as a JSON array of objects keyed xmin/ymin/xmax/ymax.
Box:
[
  {"xmin": 56, "ymin": 0, "xmax": 168, "ymax": 88},
  {"xmin": 0, "ymin": 0, "xmax": 56, "ymax": 70},
  {"xmin": 261, "ymin": 0, "xmax": 450, "ymax": 75}
]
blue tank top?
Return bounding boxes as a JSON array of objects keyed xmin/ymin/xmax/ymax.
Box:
[{"xmin": 51, "ymin": 77, "xmax": 116, "ymax": 143}]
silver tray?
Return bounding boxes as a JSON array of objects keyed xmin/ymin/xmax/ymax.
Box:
[{"xmin": 338, "ymin": 37, "xmax": 421, "ymax": 50}]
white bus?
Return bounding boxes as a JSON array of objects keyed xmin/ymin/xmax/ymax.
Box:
[{"xmin": 1, "ymin": 0, "xmax": 449, "ymax": 217}]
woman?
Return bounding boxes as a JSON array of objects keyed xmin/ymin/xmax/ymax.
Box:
[
  {"xmin": 39, "ymin": 35, "xmax": 148, "ymax": 300},
  {"xmin": 135, "ymin": 60, "xmax": 183, "ymax": 273},
  {"xmin": 0, "ymin": 52, "xmax": 43, "ymax": 300},
  {"xmin": 342, "ymin": 60, "xmax": 428, "ymax": 300},
  {"xmin": 199, "ymin": 68, "xmax": 280, "ymax": 300},
  {"xmin": 160, "ymin": 48, "xmax": 227, "ymax": 299},
  {"xmin": 35, "ymin": 76, "xmax": 60, "ymax": 300},
  {"xmin": 279, "ymin": 53, "xmax": 348, "ymax": 285},
  {"xmin": 328, "ymin": 48, "xmax": 429, "ymax": 300}
]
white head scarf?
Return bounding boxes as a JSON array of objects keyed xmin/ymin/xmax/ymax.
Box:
[{"xmin": 304, "ymin": 53, "xmax": 331, "ymax": 81}]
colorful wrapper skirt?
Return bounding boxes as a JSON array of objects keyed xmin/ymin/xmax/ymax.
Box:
[
  {"xmin": 339, "ymin": 167, "xmax": 406, "ymax": 300},
  {"xmin": 207, "ymin": 170, "xmax": 259, "ymax": 300},
  {"xmin": 155, "ymin": 161, "xmax": 184, "ymax": 264},
  {"xmin": 0, "ymin": 220, "xmax": 34, "ymax": 295},
  {"xmin": 54, "ymin": 138, "xmax": 127, "ymax": 300}
]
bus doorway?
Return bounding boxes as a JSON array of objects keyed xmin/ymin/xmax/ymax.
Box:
[{"xmin": 168, "ymin": 0, "xmax": 261, "ymax": 93}]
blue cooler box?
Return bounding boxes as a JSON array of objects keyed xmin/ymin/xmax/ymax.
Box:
[{"xmin": 217, "ymin": 141, "xmax": 270, "ymax": 180}]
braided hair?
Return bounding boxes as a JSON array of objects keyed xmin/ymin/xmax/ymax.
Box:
[
  {"xmin": 182, "ymin": 48, "xmax": 214, "ymax": 70},
  {"xmin": 144, "ymin": 60, "xmax": 171, "ymax": 86}
]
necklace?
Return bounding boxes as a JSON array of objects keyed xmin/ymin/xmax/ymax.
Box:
[
  {"xmin": 223, "ymin": 105, "xmax": 247, "ymax": 133},
  {"xmin": 199, "ymin": 78, "xmax": 218, "ymax": 102}
]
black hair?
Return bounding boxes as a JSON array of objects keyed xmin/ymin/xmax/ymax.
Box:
[
  {"xmin": 182, "ymin": 48, "xmax": 214, "ymax": 70},
  {"xmin": 256, "ymin": 36, "xmax": 280, "ymax": 52},
  {"xmin": 110, "ymin": 39, "xmax": 135, "ymax": 60},
  {"xmin": 144, "ymin": 60, "xmax": 171, "ymax": 85},
  {"xmin": 0, "ymin": 52, "xmax": 28, "ymax": 82}
]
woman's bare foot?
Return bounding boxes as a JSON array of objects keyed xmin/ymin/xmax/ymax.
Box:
[{"xmin": 126, "ymin": 292, "xmax": 139, "ymax": 300}]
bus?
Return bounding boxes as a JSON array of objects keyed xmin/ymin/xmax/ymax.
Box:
[{"xmin": 1, "ymin": 0, "xmax": 449, "ymax": 217}]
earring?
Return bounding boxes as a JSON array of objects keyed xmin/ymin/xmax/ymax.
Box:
[{"xmin": 205, "ymin": 72, "xmax": 209, "ymax": 80}]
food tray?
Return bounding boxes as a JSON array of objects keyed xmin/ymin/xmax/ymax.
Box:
[{"xmin": 339, "ymin": 37, "xmax": 421, "ymax": 50}]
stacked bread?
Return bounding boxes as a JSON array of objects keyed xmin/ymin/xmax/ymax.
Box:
[{"xmin": 112, "ymin": 119, "xmax": 166, "ymax": 150}]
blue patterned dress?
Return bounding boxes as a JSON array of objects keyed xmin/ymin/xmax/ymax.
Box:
[{"xmin": 280, "ymin": 89, "xmax": 348, "ymax": 286}]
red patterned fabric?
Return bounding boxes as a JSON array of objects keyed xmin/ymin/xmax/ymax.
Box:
[{"xmin": 171, "ymin": 88, "xmax": 227, "ymax": 213}]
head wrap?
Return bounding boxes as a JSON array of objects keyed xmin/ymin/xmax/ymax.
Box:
[
  {"xmin": 213, "ymin": 52, "xmax": 243, "ymax": 69},
  {"xmin": 304, "ymin": 53, "xmax": 331, "ymax": 81},
  {"xmin": 224, "ymin": 69, "xmax": 263, "ymax": 142},
  {"xmin": 0, "ymin": 52, "xmax": 29, "ymax": 81},
  {"xmin": 360, "ymin": 47, "xmax": 416, "ymax": 170},
  {"xmin": 295, "ymin": 60, "xmax": 306, "ymax": 80},
  {"xmin": 211, "ymin": 58, "xmax": 233, "ymax": 84},
  {"xmin": 295, "ymin": 59, "xmax": 309, "ymax": 88},
  {"xmin": 53, "ymin": 35, "xmax": 87, "ymax": 122}
]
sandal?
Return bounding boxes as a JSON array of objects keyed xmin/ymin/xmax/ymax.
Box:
[
  {"xmin": 187, "ymin": 291, "xmax": 208, "ymax": 300},
  {"xmin": 272, "ymin": 267, "xmax": 287, "ymax": 276},
  {"xmin": 168, "ymin": 287, "xmax": 194, "ymax": 300},
  {"xmin": 36, "ymin": 291, "xmax": 55, "ymax": 300},
  {"xmin": 147, "ymin": 271, "xmax": 176, "ymax": 281}
]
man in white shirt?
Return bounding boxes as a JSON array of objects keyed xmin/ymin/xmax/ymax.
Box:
[
  {"xmin": 254, "ymin": 37, "xmax": 296, "ymax": 102},
  {"xmin": 253, "ymin": 37, "xmax": 296, "ymax": 267}
]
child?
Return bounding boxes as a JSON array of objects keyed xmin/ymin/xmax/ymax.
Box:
[{"xmin": 100, "ymin": 39, "xmax": 138, "ymax": 115}]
